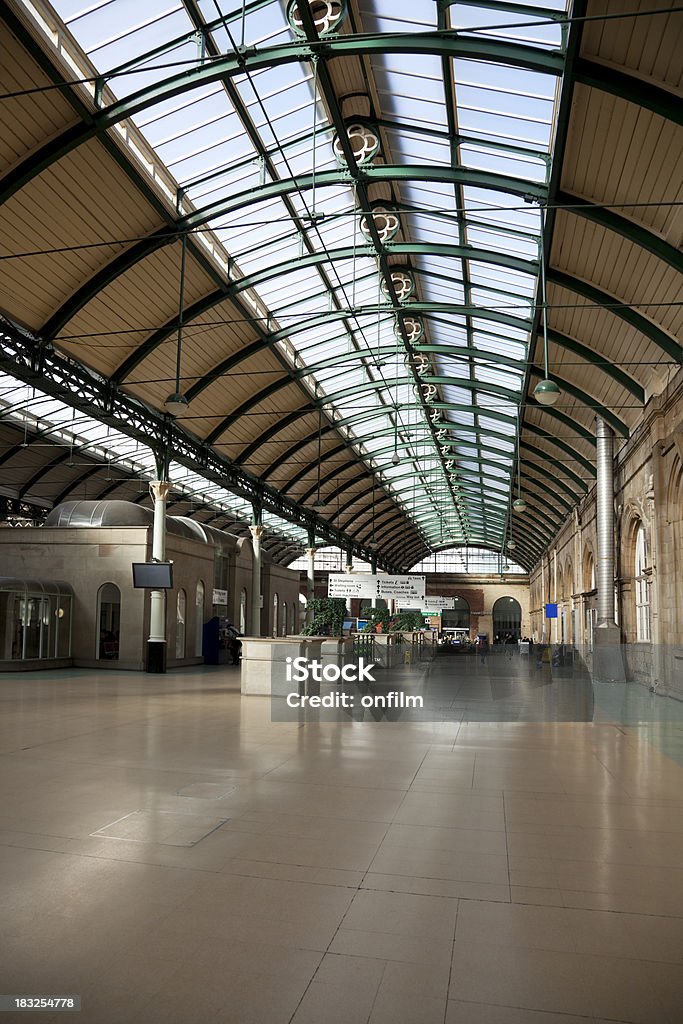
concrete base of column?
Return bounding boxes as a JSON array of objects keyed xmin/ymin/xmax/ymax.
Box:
[
  {"xmin": 593, "ymin": 626, "xmax": 626, "ymax": 683},
  {"xmin": 146, "ymin": 641, "xmax": 167, "ymax": 674}
]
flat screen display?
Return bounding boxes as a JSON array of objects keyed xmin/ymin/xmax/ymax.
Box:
[{"xmin": 132, "ymin": 562, "xmax": 173, "ymax": 589}]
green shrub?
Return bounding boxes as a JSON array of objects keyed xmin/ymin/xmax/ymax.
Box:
[{"xmin": 301, "ymin": 597, "xmax": 347, "ymax": 636}]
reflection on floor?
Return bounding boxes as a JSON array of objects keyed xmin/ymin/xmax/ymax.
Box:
[{"xmin": 2, "ymin": 658, "xmax": 683, "ymax": 1023}]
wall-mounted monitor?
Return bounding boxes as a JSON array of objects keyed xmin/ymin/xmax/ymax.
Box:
[{"xmin": 132, "ymin": 562, "xmax": 173, "ymax": 589}]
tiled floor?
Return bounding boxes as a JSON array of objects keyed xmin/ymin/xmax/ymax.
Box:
[{"xmin": 2, "ymin": 656, "xmax": 683, "ymax": 1023}]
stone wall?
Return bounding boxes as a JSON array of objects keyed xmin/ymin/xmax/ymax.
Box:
[{"xmin": 528, "ymin": 370, "xmax": 683, "ymax": 698}]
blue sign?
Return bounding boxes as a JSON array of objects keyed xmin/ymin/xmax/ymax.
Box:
[{"xmin": 545, "ymin": 603, "xmax": 558, "ymax": 618}]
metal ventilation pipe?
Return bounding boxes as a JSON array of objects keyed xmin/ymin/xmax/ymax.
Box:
[{"xmin": 596, "ymin": 417, "xmax": 617, "ymax": 627}]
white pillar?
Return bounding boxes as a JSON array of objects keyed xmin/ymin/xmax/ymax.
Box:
[
  {"xmin": 344, "ymin": 552, "xmax": 353, "ymax": 614},
  {"xmin": 249, "ymin": 524, "xmax": 264, "ymax": 636},
  {"xmin": 594, "ymin": 417, "xmax": 625, "ymax": 681},
  {"xmin": 540, "ymin": 554, "xmax": 546, "ymax": 643},
  {"xmin": 148, "ymin": 480, "xmax": 170, "ymax": 673},
  {"xmin": 306, "ymin": 548, "xmax": 316, "ymax": 604},
  {"xmin": 596, "ymin": 418, "xmax": 617, "ymax": 627}
]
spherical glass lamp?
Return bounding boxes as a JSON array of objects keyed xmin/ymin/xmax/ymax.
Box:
[
  {"xmin": 512, "ymin": 497, "xmax": 527, "ymax": 513},
  {"xmin": 533, "ymin": 379, "xmax": 561, "ymax": 406}
]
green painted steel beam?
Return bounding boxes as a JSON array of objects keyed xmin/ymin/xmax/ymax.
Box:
[
  {"xmin": 548, "ymin": 269, "xmax": 682, "ymax": 363},
  {"xmin": 0, "ymin": 34, "xmax": 560, "ymax": 206},
  {"xmin": 297, "ymin": 460, "xmax": 368, "ymax": 505},
  {"xmin": 574, "ymin": 57, "xmax": 683, "ymax": 127},
  {"xmin": 417, "ymin": 344, "xmax": 526, "ymax": 373},
  {"xmin": 43, "ymin": 235, "xmax": 535, "ymax": 339},
  {"xmin": 558, "ymin": 191, "xmax": 683, "ymax": 274},
  {"xmin": 188, "ymin": 164, "xmax": 545, "ymax": 228},
  {"xmin": 524, "ymin": 422, "xmax": 596, "ymax": 478},
  {"xmin": 236, "ymin": 407, "xmax": 315, "ymax": 468},
  {"xmin": 353, "ymin": 505, "xmax": 409, "ymax": 540},
  {"xmin": 425, "ymin": 375, "xmax": 523, "ymax": 402},
  {"xmin": 442, "ymin": 1, "xmax": 567, "ymax": 21},
  {"xmin": 528, "ymin": 365, "xmax": 629, "ymax": 437},
  {"xmin": 117, "ymin": 300, "xmax": 530, "ymax": 389},
  {"xmin": 521, "ymin": 441, "xmax": 587, "ymax": 496},
  {"xmin": 527, "ymin": 404, "xmax": 597, "ymax": 446},
  {"xmin": 518, "ymin": 471, "xmax": 572, "ymax": 517},
  {"xmin": 419, "ymin": 402, "xmax": 517, "ymax": 426},
  {"xmin": 204, "ymin": 366, "xmax": 527, "ymax": 446},
  {"xmin": 544, "ymin": 326, "xmax": 645, "ymax": 401},
  {"xmin": 18, "ymin": 452, "xmax": 69, "ymax": 498}
]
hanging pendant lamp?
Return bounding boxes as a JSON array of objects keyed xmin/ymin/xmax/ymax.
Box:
[{"xmin": 533, "ymin": 207, "xmax": 561, "ymax": 407}]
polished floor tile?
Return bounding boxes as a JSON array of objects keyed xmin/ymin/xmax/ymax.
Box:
[{"xmin": 2, "ymin": 661, "xmax": 683, "ymax": 1022}]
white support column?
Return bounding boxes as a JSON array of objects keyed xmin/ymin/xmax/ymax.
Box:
[
  {"xmin": 148, "ymin": 479, "xmax": 170, "ymax": 673},
  {"xmin": 305, "ymin": 547, "xmax": 316, "ymax": 626},
  {"xmin": 540, "ymin": 554, "xmax": 546, "ymax": 643},
  {"xmin": 344, "ymin": 551, "xmax": 353, "ymax": 614},
  {"xmin": 594, "ymin": 417, "xmax": 625, "ymax": 681},
  {"xmin": 306, "ymin": 548, "xmax": 316, "ymax": 603},
  {"xmin": 249, "ymin": 524, "xmax": 264, "ymax": 636},
  {"xmin": 553, "ymin": 547, "xmax": 558, "ymax": 644}
]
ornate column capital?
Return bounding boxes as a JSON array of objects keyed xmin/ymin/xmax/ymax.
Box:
[{"xmin": 149, "ymin": 480, "xmax": 171, "ymax": 502}]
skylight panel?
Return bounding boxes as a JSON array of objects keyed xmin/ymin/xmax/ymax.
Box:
[
  {"xmin": 475, "ymin": 334, "xmax": 527, "ymax": 362},
  {"xmin": 256, "ymin": 271, "xmax": 324, "ymax": 309},
  {"xmin": 454, "ymin": 59, "xmax": 557, "ymax": 104},
  {"xmin": 420, "ymin": 279, "xmax": 467, "ymax": 305},
  {"xmin": 459, "ymin": 144, "xmax": 548, "ymax": 182},
  {"xmin": 453, "ymin": 4, "xmax": 563, "ymax": 48},
  {"xmin": 472, "ymin": 311, "xmax": 529, "ymax": 338},
  {"xmin": 384, "ymin": 131, "xmax": 452, "ymax": 166},
  {"xmin": 405, "ymin": 215, "xmax": 459, "ymax": 246},
  {"xmin": 475, "ymin": 363, "xmax": 523, "ymax": 390},
  {"xmin": 233, "ymin": 235, "xmax": 302, "ymax": 277},
  {"xmin": 377, "ymin": 92, "xmax": 448, "ymax": 128},
  {"xmin": 467, "ymin": 229, "xmax": 537, "ymax": 261},
  {"xmin": 156, "ymin": 115, "xmax": 255, "ymax": 171}
]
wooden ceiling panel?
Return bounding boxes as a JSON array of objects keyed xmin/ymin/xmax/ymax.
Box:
[
  {"xmin": 561, "ymin": 87, "xmax": 682, "ymax": 224},
  {"xmin": 582, "ymin": 0, "xmax": 683, "ymax": 89},
  {"xmin": 1, "ymin": 140, "xmax": 167, "ymax": 331},
  {"xmin": 0, "ymin": 25, "xmax": 77, "ymax": 173},
  {"xmin": 551, "ymin": 212, "xmax": 683, "ymax": 342},
  {"xmin": 58, "ymin": 246, "xmax": 217, "ymax": 378},
  {"xmin": 547, "ymin": 281, "xmax": 669, "ymax": 377}
]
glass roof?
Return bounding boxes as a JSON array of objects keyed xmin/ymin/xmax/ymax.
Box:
[
  {"xmin": 45, "ymin": 0, "xmax": 569, "ymax": 559},
  {"xmin": 0, "ymin": 371, "xmax": 312, "ymax": 547}
]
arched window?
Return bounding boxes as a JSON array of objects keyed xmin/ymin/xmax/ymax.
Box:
[
  {"xmin": 239, "ymin": 588, "xmax": 247, "ymax": 634},
  {"xmin": 583, "ymin": 549, "xmax": 596, "ymax": 592},
  {"xmin": 195, "ymin": 581, "xmax": 204, "ymax": 657},
  {"xmin": 176, "ymin": 589, "xmax": 186, "ymax": 659},
  {"xmin": 493, "ymin": 597, "xmax": 522, "ymax": 639},
  {"xmin": 635, "ymin": 525, "xmax": 650, "ymax": 642},
  {"xmin": 281, "ymin": 600, "xmax": 287, "ymax": 636},
  {"xmin": 97, "ymin": 583, "xmax": 120, "ymax": 660}
]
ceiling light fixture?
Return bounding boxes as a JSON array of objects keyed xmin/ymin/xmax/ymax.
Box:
[
  {"xmin": 513, "ymin": 418, "xmax": 527, "ymax": 513},
  {"xmin": 533, "ymin": 207, "xmax": 561, "ymax": 407}
]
